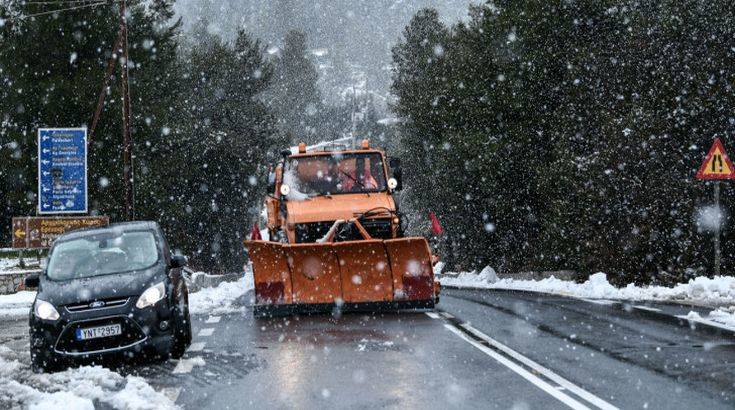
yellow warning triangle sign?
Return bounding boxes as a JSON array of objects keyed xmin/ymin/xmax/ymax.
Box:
[{"xmin": 696, "ymin": 138, "xmax": 735, "ymax": 180}]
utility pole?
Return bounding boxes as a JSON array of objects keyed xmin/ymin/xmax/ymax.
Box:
[
  {"xmin": 695, "ymin": 138, "xmax": 733, "ymax": 277},
  {"xmin": 119, "ymin": 0, "xmax": 134, "ymax": 220},
  {"xmin": 714, "ymin": 181, "xmax": 721, "ymax": 276}
]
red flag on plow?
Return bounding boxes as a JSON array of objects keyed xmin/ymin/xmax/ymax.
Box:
[
  {"xmin": 429, "ymin": 212, "xmax": 443, "ymax": 235},
  {"xmin": 250, "ymin": 223, "xmax": 263, "ymax": 240}
]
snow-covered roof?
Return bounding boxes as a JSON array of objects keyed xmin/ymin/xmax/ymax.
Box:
[{"xmin": 288, "ymin": 136, "xmax": 356, "ymax": 155}]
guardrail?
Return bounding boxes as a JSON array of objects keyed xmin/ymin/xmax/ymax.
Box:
[{"xmin": 0, "ymin": 248, "xmax": 47, "ymax": 270}]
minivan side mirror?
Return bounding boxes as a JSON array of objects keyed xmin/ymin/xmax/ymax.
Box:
[
  {"xmin": 389, "ymin": 158, "xmax": 403, "ymax": 191},
  {"xmin": 170, "ymin": 255, "xmax": 188, "ymax": 269},
  {"xmin": 25, "ymin": 274, "xmax": 40, "ymax": 288}
]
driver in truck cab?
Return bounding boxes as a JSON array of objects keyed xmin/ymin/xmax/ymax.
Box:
[{"xmin": 337, "ymin": 158, "xmax": 379, "ymax": 192}]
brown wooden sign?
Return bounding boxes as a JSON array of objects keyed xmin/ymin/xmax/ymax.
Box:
[{"xmin": 12, "ymin": 216, "xmax": 109, "ymax": 249}]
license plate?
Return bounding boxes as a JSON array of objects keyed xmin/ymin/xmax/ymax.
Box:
[{"xmin": 75, "ymin": 324, "xmax": 122, "ymax": 340}]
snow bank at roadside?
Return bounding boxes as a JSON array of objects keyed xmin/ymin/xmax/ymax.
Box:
[
  {"xmin": 442, "ymin": 269, "xmax": 735, "ymax": 327},
  {"xmin": 188, "ymin": 272, "xmax": 253, "ymax": 315},
  {"xmin": 706, "ymin": 306, "xmax": 735, "ymax": 327},
  {"xmin": 0, "ymin": 347, "xmax": 176, "ymax": 410},
  {"xmin": 441, "ymin": 270, "xmax": 735, "ymax": 306},
  {"xmin": 0, "ymin": 290, "xmax": 36, "ymax": 317}
]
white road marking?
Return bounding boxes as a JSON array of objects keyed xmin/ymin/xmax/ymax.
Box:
[
  {"xmin": 425, "ymin": 311, "xmax": 441, "ymax": 319},
  {"xmin": 676, "ymin": 315, "xmax": 735, "ymax": 333},
  {"xmin": 440, "ymin": 311, "xmax": 455, "ymax": 319},
  {"xmin": 205, "ymin": 316, "xmax": 221, "ymax": 324},
  {"xmin": 580, "ymin": 298, "xmax": 616, "ymax": 305},
  {"xmin": 198, "ymin": 328, "xmax": 215, "ymax": 337},
  {"xmin": 188, "ymin": 342, "xmax": 206, "ymax": 352},
  {"xmin": 160, "ymin": 387, "xmax": 182, "ymax": 403},
  {"xmin": 460, "ymin": 323, "xmax": 618, "ymax": 410},
  {"xmin": 633, "ymin": 305, "xmax": 661, "ymax": 313},
  {"xmin": 172, "ymin": 360, "xmax": 195, "ymax": 374},
  {"xmin": 444, "ymin": 324, "xmax": 592, "ymax": 410},
  {"xmin": 172, "ymin": 357, "xmax": 206, "ymax": 374}
]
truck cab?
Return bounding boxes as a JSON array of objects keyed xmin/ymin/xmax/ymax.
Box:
[{"xmin": 265, "ymin": 139, "xmax": 403, "ymax": 244}]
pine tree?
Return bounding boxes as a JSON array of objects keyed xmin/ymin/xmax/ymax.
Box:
[
  {"xmin": 168, "ymin": 30, "xmax": 284, "ymax": 271},
  {"xmin": 267, "ymin": 30, "xmax": 321, "ymax": 144},
  {"xmin": 0, "ymin": 0, "xmax": 181, "ymax": 241},
  {"xmin": 392, "ymin": 1, "xmax": 735, "ymax": 282}
]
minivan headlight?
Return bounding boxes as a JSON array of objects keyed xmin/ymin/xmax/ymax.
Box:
[
  {"xmin": 34, "ymin": 299, "xmax": 60, "ymax": 321},
  {"xmin": 136, "ymin": 282, "xmax": 166, "ymax": 309}
]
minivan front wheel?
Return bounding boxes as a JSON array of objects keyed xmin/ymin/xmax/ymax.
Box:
[
  {"xmin": 170, "ymin": 302, "xmax": 191, "ymax": 359},
  {"xmin": 31, "ymin": 348, "xmax": 61, "ymax": 373}
]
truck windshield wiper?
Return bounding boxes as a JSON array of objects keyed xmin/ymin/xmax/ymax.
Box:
[{"xmin": 340, "ymin": 170, "xmax": 365, "ymax": 190}]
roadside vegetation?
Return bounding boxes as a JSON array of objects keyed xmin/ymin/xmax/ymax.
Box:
[
  {"xmin": 2, "ymin": 1, "xmax": 733, "ymax": 285},
  {"xmin": 392, "ymin": 2, "xmax": 735, "ymax": 285}
]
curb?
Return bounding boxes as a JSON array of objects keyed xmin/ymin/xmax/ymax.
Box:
[
  {"xmin": 440, "ymin": 270, "xmax": 579, "ymax": 282},
  {"xmin": 443, "ymin": 285, "xmax": 735, "ymax": 338},
  {"xmin": 611, "ymin": 302, "xmax": 735, "ymax": 337}
]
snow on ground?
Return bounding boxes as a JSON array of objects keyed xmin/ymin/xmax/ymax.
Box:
[
  {"xmin": 442, "ymin": 269, "xmax": 735, "ymax": 304},
  {"xmin": 0, "ymin": 290, "xmax": 36, "ymax": 318},
  {"xmin": 0, "ymin": 346, "xmax": 177, "ymax": 410},
  {"xmin": 441, "ymin": 269, "xmax": 735, "ymax": 326},
  {"xmin": 0, "ymin": 269, "xmax": 254, "ymax": 409},
  {"xmin": 188, "ymin": 271, "xmax": 253, "ymax": 315}
]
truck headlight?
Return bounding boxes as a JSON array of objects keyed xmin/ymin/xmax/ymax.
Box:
[
  {"xmin": 136, "ymin": 282, "xmax": 166, "ymax": 309},
  {"xmin": 34, "ymin": 299, "xmax": 60, "ymax": 321},
  {"xmin": 280, "ymin": 184, "xmax": 291, "ymax": 196},
  {"xmin": 388, "ymin": 178, "xmax": 398, "ymax": 190}
]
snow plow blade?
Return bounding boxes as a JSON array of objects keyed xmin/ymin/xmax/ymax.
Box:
[{"xmin": 245, "ymin": 237, "xmax": 437, "ymax": 317}]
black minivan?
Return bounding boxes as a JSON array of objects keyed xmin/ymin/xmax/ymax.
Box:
[{"xmin": 25, "ymin": 221, "xmax": 191, "ymax": 372}]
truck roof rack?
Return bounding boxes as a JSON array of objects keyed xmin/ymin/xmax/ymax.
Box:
[{"xmin": 289, "ymin": 136, "xmax": 356, "ymax": 155}]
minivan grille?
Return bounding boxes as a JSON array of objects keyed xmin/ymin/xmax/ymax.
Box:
[{"xmin": 65, "ymin": 297, "xmax": 129, "ymax": 313}]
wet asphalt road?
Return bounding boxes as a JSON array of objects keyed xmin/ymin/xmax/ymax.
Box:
[{"xmin": 2, "ymin": 288, "xmax": 734, "ymax": 409}]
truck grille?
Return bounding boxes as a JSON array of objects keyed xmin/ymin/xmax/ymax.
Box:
[
  {"xmin": 295, "ymin": 221, "xmax": 334, "ymax": 243},
  {"xmin": 360, "ymin": 219, "xmax": 393, "ymax": 239},
  {"xmin": 295, "ymin": 219, "xmax": 392, "ymax": 243}
]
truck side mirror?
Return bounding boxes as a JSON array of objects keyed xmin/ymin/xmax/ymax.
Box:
[
  {"xmin": 389, "ymin": 158, "xmax": 403, "ymax": 191},
  {"xmin": 171, "ymin": 255, "xmax": 188, "ymax": 269},
  {"xmin": 25, "ymin": 274, "xmax": 40, "ymax": 288},
  {"xmin": 266, "ymin": 168, "xmax": 277, "ymax": 196}
]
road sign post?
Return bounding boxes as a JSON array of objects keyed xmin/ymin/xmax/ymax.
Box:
[
  {"xmin": 696, "ymin": 138, "xmax": 734, "ymax": 276},
  {"xmin": 714, "ymin": 181, "xmax": 721, "ymax": 276},
  {"xmin": 38, "ymin": 128, "xmax": 88, "ymax": 214}
]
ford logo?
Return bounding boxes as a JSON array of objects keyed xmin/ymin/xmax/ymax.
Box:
[{"xmin": 89, "ymin": 301, "xmax": 106, "ymax": 308}]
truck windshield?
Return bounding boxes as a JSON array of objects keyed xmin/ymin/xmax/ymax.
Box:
[
  {"xmin": 46, "ymin": 230, "xmax": 159, "ymax": 280},
  {"xmin": 284, "ymin": 152, "xmax": 387, "ymax": 199}
]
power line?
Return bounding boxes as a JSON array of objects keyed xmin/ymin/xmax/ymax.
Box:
[
  {"xmin": 23, "ymin": 0, "xmax": 107, "ymax": 5},
  {"xmin": 6, "ymin": 1, "xmax": 109, "ymax": 21}
]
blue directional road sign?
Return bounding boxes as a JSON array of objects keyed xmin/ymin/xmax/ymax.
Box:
[{"xmin": 38, "ymin": 128, "xmax": 88, "ymax": 214}]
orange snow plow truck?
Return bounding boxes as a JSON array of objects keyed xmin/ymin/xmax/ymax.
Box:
[{"xmin": 244, "ymin": 138, "xmax": 440, "ymax": 317}]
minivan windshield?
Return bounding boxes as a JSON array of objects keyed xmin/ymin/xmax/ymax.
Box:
[
  {"xmin": 47, "ymin": 230, "xmax": 159, "ymax": 281},
  {"xmin": 283, "ymin": 152, "xmax": 387, "ymax": 199}
]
